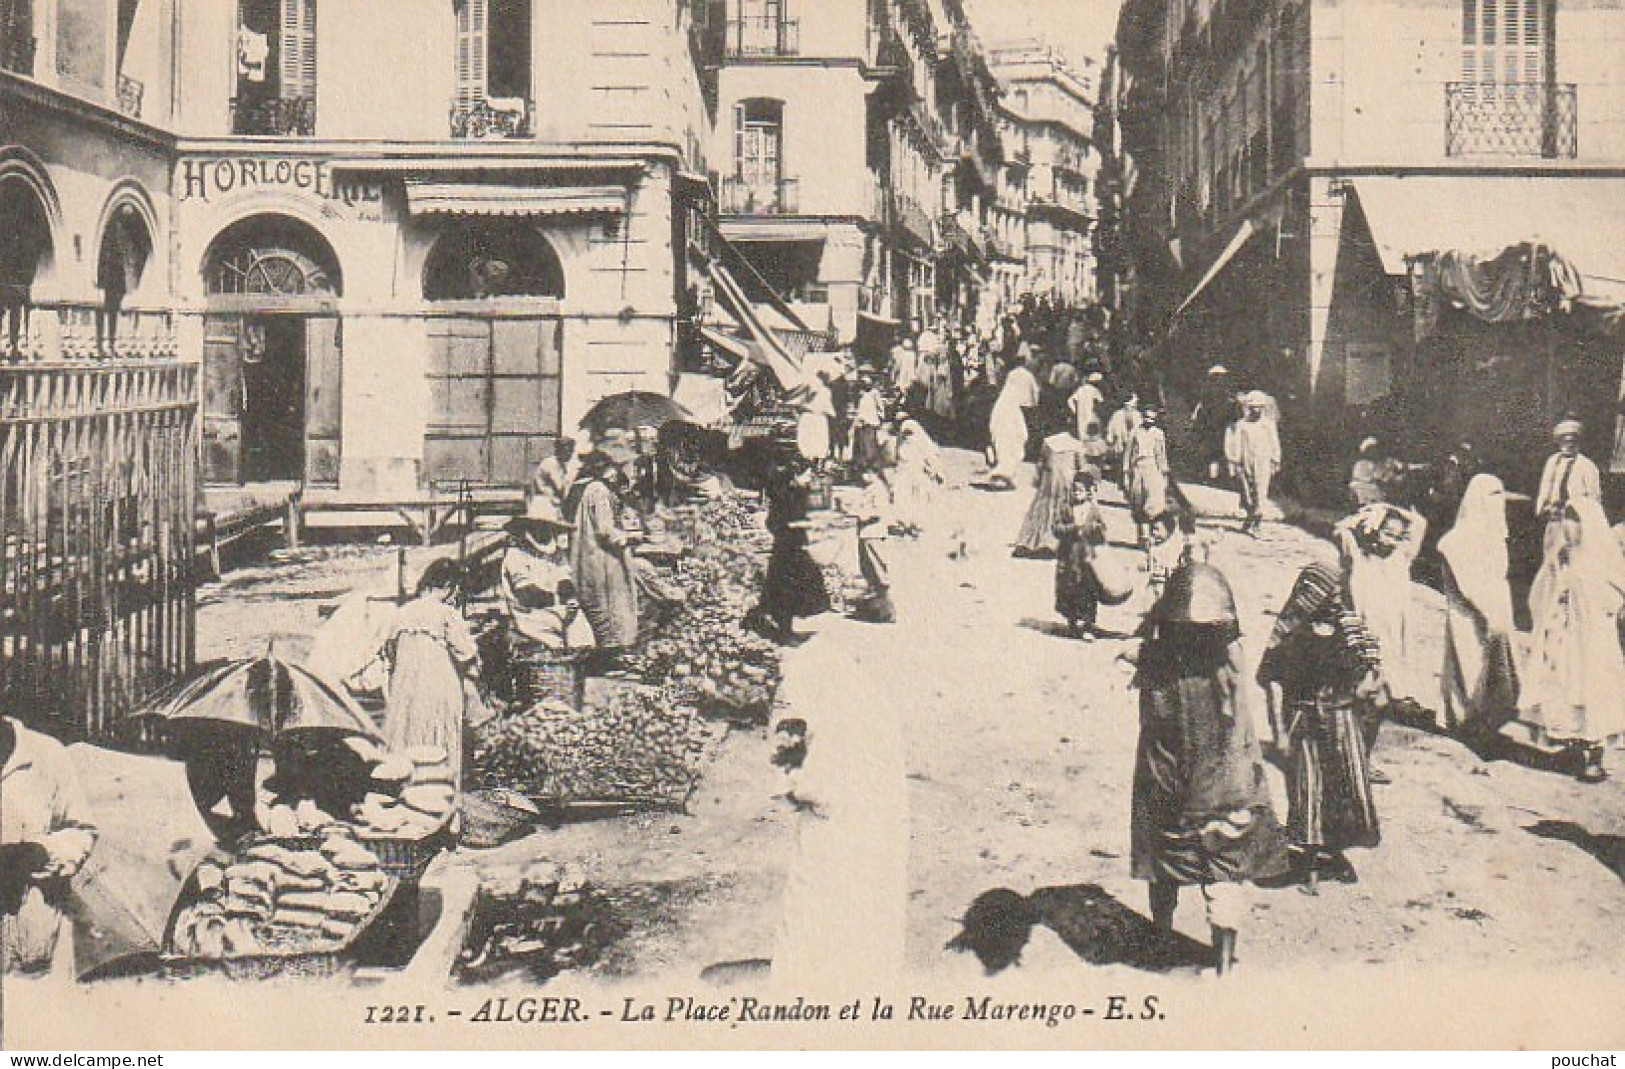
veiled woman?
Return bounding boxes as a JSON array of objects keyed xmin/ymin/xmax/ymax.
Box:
[
  {"xmin": 986, "ymin": 353, "xmax": 1041, "ymax": 490},
  {"xmin": 1436, "ymin": 475, "xmax": 1520, "ymax": 746},
  {"xmin": 1258, "ymin": 561, "xmax": 1385, "ymax": 890},
  {"xmin": 1519, "ymin": 497, "xmax": 1625, "ymax": 782},
  {"xmin": 1131, "ymin": 562, "xmax": 1287, "ymax": 975},
  {"xmin": 1013, "ymin": 432, "xmax": 1082, "ymax": 558}
]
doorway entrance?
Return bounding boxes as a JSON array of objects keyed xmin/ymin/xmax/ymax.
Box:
[
  {"xmin": 201, "ymin": 214, "xmax": 344, "ymax": 487},
  {"xmin": 242, "ymin": 316, "xmax": 306, "ymax": 481}
]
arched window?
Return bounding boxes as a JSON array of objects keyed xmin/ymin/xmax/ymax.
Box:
[
  {"xmin": 204, "ymin": 214, "xmax": 342, "ymax": 297},
  {"xmin": 0, "ymin": 175, "xmax": 53, "ymax": 354},
  {"xmin": 98, "ymin": 205, "xmax": 152, "ymax": 301},
  {"xmin": 422, "ymin": 219, "xmax": 563, "ymax": 301}
]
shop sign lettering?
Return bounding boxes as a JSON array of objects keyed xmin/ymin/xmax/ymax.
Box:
[{"xmin": 179, "ymin": 157, "xmax": 384, "ymax": 220}]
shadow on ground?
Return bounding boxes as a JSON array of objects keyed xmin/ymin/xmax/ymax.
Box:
[
  {"xmin": 945, "ymin": 885, "xmax": 1211, "ymax": 977},
  {"xmin": 1525, "ymin": 820, "xmax": 1625, "ymax": 884}
]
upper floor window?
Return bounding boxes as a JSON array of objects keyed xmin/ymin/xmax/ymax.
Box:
[
  {"xmin": 729, "ymin": 0, "xmax": 797, "ymax": 58},
  {"xmin": 1462, "ymin": 0, "xmax": 1549, "ymax": 84},
  {"xmin": 723, "ymin": 98, "xmax": 797, "ymax": 214},
  {"xmin": 1451, "ymin": 0, "xmax": 1571, "ymax": 157},
  {"xmin": 452, "ymin": 0, "xmax": 533, "ymax": 138},
  {"xmin": 0, "ymin": 0, "xmax": 35, "ymax": 77},
  {"xmin": 233, "ymin": 0, "xmax": 317, "ymax": 136}
]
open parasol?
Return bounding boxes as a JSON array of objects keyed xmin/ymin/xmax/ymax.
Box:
[
  {"xmin": 129, "ymin": 653, "xmax": 380, "ymax": 741},
  {"xmin": 579, "ymin": 391, "xmax": 692, "ymax": 437}
]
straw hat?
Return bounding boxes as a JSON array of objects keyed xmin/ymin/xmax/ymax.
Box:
[{"xmin": 1553, "ymin": 419, "xmax": 1583, "ymax": 440}]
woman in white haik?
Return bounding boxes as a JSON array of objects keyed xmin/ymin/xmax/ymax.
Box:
[
  {"xmin": 1518, "ymin": 496, "xmax": 1625, "ymax": 782},
  {"xmin": 1436, "ymin": 474, "xmax": 1520, "ymax": 748}
]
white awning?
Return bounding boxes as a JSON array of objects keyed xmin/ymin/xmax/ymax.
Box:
[
  {"xmin": 698, "ymin": 326, "xmax": 753, "ymax": 361},
  {"xmin": 1352, "ymin": 176, "xmax": 1625, "ymax": 286},
  {"xmin": 1173, "ymin": 219, "xmax": 1256, "ymax": 318},
  {"xmin": 405, "ymin": 181, "xmax": 627, "ymax": 217}
]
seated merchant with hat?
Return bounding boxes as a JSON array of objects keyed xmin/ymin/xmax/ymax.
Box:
[{"xmin": 502, "ymin": 513, "xmax": 578, "ymax": 653}]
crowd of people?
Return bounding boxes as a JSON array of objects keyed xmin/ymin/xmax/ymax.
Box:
[{"xmin": 1118, "ymin": 413, "xmax": 1625, "ymax": 978}]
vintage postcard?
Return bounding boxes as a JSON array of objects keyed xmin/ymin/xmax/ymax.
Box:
[{"xmin": 1, "ymin": 0, "xmax": 1622, "ymax": 1051}]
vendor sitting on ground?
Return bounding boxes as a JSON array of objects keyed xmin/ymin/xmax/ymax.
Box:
[
  {"xmin": 169, "ymin": 721, "xmax": 262, "ymax": 847},
  {"xmin": 501, "ymin": 515, "xmax": 578, "ymax": 652},
  {"xmin": 2, "ymin": 715, "xmax": 97, "ymax": 976}
]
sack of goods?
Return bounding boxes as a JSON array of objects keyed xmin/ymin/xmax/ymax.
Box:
[
  {"xmin": 167, "ymin": 830, "xmax": 392, "ymax": 963},
  {"xmin": 1088, "ymin": 549, "xmax": 1137, "ymax": 606},
  {"xmin": 473, "ymin": 686, "xmax": 714, "ymax": 811}
]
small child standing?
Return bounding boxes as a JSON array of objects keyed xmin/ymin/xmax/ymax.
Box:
[
  {"xmin": 1145, "ymin": 509, "xmax": 1193, "ymax": 602},
  {"xmin": 1054, "ymin": 468, "xmax": 1109, "ymax": 638}
]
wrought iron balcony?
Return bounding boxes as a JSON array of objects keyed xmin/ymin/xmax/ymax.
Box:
[
  {"xmin": 231, "ymin": 95, "xmax": 317, "ymax": 136},
  {"xmin": 726, "ymin": 16, "xmax": 799, "ymax": 58},
  {"xmin": 718, "ymin": 176, "xmax": 800, "ymax": 215},
  {"xmin": 116, "ymin": 74, "xmax": 144, "ymax": 119},
  {"xmin": 0, "ymin": 30, "xmax": 34, "ymax": 76},
  {"xmin": 450, "ymin": 97, "xmax": 533, "ymax": 139},
  {"xmin": 1445, "ymin": 82, "xmax": 1577, "ymax": 159}
]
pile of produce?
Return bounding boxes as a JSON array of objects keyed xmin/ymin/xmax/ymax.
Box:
[
  {"xmin": 457, "ymin": 865, "xmax": 611, "ymax": 984},
  {"xmin": 627, "ymin": 495, "xmax": 782, "ymax": 723},
  {"xmin": 167, "ymin": 832, "xmax": 391, "ymax": 961},
  {"xmin": 473, "ymin": 686, "xmax": 713, "ymax": 809}
]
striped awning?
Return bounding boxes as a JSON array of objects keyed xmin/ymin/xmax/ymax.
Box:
[{"xmin": 405, "ymin": 181, "xmax": 627, "ymax": 217}]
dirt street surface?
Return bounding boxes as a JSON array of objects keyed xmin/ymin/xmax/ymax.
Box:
[{"xmin": 66, "ymin": 449, "xmax": 1625, "ymax": 985}]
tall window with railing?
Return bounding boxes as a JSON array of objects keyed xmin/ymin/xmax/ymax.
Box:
[
  {"xmin": 452, "ymin": 0, "xmax": 533, "ymax": 138},
  {"xmin": 1450, "ymin": 0, "xmax": 1571, "ymax": 157},
  {"xmin": 726, "ymin": 98, "xmax": 797, "ymax": 214},
  {"xmin": 232, "ymin": 0, "xmax": 316, "ymax": 136}
]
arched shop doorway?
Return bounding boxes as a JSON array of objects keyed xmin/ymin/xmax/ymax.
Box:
[
  {"xmin": 201, "ymin": 214, "xmax": 343, "ymax": 486},
  {"xmin": 421, "ymin": 218, "xmax": 565, "ymax": 488},
  {"xmin": 0, "ymin": 173, "xmax": 55, "ymax": 356}
]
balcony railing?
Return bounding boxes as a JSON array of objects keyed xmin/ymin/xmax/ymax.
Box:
[
  {"xmin": 116, "ymin": 74, "xmax": 143, "ymax": 119},
  {"xmin": 1445, "ymin": 82, "xmax": 1577, "ymax": 159},
  {"xmin": 0, "ymin": 30, "xmax": 34, "ymax": 76},
  {"xmin": 231, "ymin": 95, "xmax": 316, "ymax": 136},
  {"xmin": 2, "ymin": 302, "xmax": 180, "ymax": 365},
  {"xmin": 450, "ymin": 97, "xmax": 533, "ymax": 140},
  {"xmin": 719, "ymin": 176, "xmax": 800, "ymax": 215},
  {"xmin": 726, "ymin": 16, "xmax": 799, "ymax": 58}
]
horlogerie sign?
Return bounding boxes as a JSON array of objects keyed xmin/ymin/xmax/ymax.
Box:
[{"xmin": 178, "ymin": 156, "xmax": 384, "ymax": 219}]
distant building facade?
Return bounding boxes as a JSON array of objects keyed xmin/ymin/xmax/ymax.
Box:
[
  {"xmin": 987, "ymin": 38, "xmax": 1099, "ymax": 309},
  {"xmin": 1104, "ymin": 0, "xmax": 1625, "ymax": 497}
]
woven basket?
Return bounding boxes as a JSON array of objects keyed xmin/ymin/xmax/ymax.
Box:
[
  {"xmin": 513, "ymin": 647, "xmax": 589, "ymax": 710},
  {"xmin": 460, "ymin": 789, "xmax": 538, "ymax": 849}
]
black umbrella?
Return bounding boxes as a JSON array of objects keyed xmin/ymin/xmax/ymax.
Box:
[
  {"xmin": 579, "ymin": 391, "xmax": 692, "ymax": 438},
  {"xmin": 129, "ymin": 653, "xmax": 380, "ymax": 741}
]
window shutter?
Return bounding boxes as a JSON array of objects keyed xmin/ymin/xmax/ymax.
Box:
[
  {"xmin": 455, "ymin": 0, "xmax": 488, "ymax": 104},
  {"xmin": 733, "ymin": 101, "xmax": 747, "ymax": 178},
  {"xmin": 280, "ymin": 0, "xmax": 316, "ymax": 101}
]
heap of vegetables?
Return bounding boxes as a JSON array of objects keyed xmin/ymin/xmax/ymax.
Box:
[
  {"xmin": 626, "ymin": 496, "xmax": 782, "ymax": 724},
  {"xmin": 473, "ymin": 687, "xmax": 712, "ymax": 809}
]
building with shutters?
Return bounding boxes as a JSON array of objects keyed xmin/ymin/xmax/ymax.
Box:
[
  {"xmin": 986, "ymin": 38, "xmax": 1100, "ymax": 308},
  {"xmin": 703, "ymin": 0, "xmax": 1004, "ymax": 351},
  {"xmin": 1107, "ymin": 0, "xmax": 1625, "ymax": 500},
  {"xmin": 3, "ymin": 0, "xmax": 716, "ymax": 501}
]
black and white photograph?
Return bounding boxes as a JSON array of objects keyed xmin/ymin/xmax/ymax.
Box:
[{"xmin": 1, "ymin": 0, "xmax": 1623, "ymax": 1051}]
